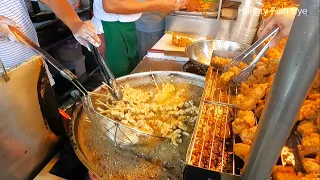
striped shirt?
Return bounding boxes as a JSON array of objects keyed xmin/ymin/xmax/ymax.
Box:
[{"xmin": 0, "ymin": 0, "xmax": 54, "ymax": 85}]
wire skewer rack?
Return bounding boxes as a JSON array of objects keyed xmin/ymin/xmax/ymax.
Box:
[{"xmin": 186, "ymin": 63, "xmax": 243, "ymax": 177}]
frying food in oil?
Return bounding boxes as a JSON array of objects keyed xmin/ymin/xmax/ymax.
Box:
[{"xmin": 91, "ymin": 83, "xmax": 200, "ymax": 146}]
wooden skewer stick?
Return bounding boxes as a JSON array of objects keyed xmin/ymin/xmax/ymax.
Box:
[
  {"xmin": 88, "ymin": 92, "xmax": 108, "ymax": 97},
  {"xmin": 101, "ymin": 81, "xmax": 113, "ymax": 91},
  {"xmin": 157, "ymin": 75, "xmax": 164, "ymax": 85},
  {"xmin": 96, "ymin": 100, "xmax": 129, "ymax": 111},
  {"xmin": 150, "ymin": 71, "xmax": 159, "ymax": 88},
  {"xmin": 96, "ymin": 100, "xmax": 113, "ymax": 109}
]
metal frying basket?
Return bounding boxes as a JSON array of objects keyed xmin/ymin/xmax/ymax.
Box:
[
  {"xmin": 70, "ymin": 71, "xmax": 206, "ymax": 179},
  {"xmin": 81, "ymin": 71, "xmax": 205, "ymax": 146}
]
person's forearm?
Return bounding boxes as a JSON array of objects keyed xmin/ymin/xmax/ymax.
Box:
[
  {"xmin": 103, "ymin": 0, "xmax": 158, "ymax": 14},
  {"xmin": 39, "ymin": 0, "xmax": 81, "ymax": 33}
]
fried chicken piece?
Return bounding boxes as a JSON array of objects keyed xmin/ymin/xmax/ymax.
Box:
[
  {"xmin": 298, "ymin": 145, "xmax": 320, "ymax": 158},
  {"xmin": 273, "ymin": 165, "xmax": 296, "ymax": 174},
  {"xmin": 233, "ymin": 83, "xmax": 269, "ymax": 111},
  {"xmin": 297, "ymin": 99, "xmax": 320, "ymax": 121},
  {"xmin": 245, "ymin": 57, "xmax": 279, "ymax": 86},
  {"xmin": 219, "ymin": 66, "xmax": 241, "ymax": 85},
  {"xmin": 172, "ymin": 34, "xmax": 192, "ymax": 47},
  {"xmin": 272, "ymin": 166, "xmax": 297, "ymax": 180},
  {"xmin": 234, "ymin": 143, "xmax": 250, "ymax": 161},
  {"xmin": 307, "ymin": 92, "xmax": 320, "ymax": 100},
  {"xmin": 297, "ymin": 172, "xmax": 319, "ymax": 180},
  {"xmin": 299, "ymin": 133, "xmax": 320, "ymax": 157},
  {"xmin": 315, "ymin": 153, "xmax": 320, "ymax": 163},
  {"xmin": 240, "ymin": 126, "xmax": 257, "ymax": 145},
  {"xmin": 297, "ymin": 120, "xmax": 318, "ymax": 138},
  {"xmin": 255, "ymin": 99, "xmax": 266, "ymax": 117},
  {"xmin": 302, "ymin": 158, "xmax": 320, "ymax": 174},
  {"xmin": 301, "ymin": 133, "xmax": 320, "ymax": 149},
  {"xmin": 211, "ymin": 56, "xmax": 231, "ymax": 67},
  {"xmin": 273, "ymin": 172, "xmax": 299, "ymax": 180},
  {"xmin": 232, "ymin": 110, "xmax": 255, "ymax": 134}
]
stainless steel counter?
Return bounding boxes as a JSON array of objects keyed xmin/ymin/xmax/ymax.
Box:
[
  {"xmin": 131, "ymin": 56, "xmax": 185, "ymax": 73},
  {"xmin": 165, "ymin": 14, "xmax": 236, "ymax": 39}
]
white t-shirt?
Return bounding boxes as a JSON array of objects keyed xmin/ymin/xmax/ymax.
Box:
[
  {"xmin": 92, "ymin": 0, "xmax": 142, "ymax": 34},
  {"xmin": 0, "ymin": 0, "xmax": 54, "ymax": 85}
]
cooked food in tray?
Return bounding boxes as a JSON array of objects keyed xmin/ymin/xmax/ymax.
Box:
[
  {"xmin": 240, "ymin": 126, "xmax": 257, "ymax": 145},
  {"xmin": 272, "ymin": 165, "xmax": 319, "ymax": 180},
  {"xmin": 188, "ymin": 0, "xmax": 319, "ymax": 178},
  {"xmin": 189, "ymin": 103, "xmax": 234, "ymax": 172},
  {"xmin": 190, "ymin": 35, "xmax": 319, "ymax": 179},
  {"xmin": 172, "ymin": 34, "xmax": 193, "ymax": 47},
  {"xmin": 233, "ymin": 143, "xmax": 250, "ymax": 162},
  {"xmin": 232, "ymin": 110, "xmax": 255, "ymax": 135},
  {"xmin": 297, "ymin": 120, "xmax": 318, "ymax": 138},
  {"xmin": 91, "ymin": 82, "xmax": 200, "ymax": 146}
]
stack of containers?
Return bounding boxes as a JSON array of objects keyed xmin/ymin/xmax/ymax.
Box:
[{"xmin": 231, "ymin": 0, "xmax": 262, "ymax": 45}]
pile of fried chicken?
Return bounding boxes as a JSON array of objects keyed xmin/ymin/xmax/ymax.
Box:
[
  {"xmin": 192, "ymin": 0, "xmax": 320, "ymax": 177},
  {"xmin": 209, "ymin": 24, "xmax": 320, "ymax": 180},
  {"xmin": 172, "ymin": 34, "xmax": 193, "ymax": 47}
]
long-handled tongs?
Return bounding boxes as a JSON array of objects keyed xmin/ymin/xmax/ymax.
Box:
[
  {"xmin": 224, "ymin": 26, "xmax": 280, "ymax": 84},
  {"xmin": 9, "ymin": 26, "xmax": 123, "ymax": 100},
  {"xmin": 90, "ymin": 46, "xmax": 123, "ymax": 100},
  {"xmin": 9, "ymin": 26, "xmax": 88, "ymax": 96}
]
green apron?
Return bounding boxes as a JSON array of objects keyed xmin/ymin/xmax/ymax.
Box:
[{"xmin": 101, "ymin": 21, "xmax": 139, "ymax": 77}]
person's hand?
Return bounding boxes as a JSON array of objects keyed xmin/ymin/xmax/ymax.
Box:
[
  {"xmin": 70, "ymin": 20, "xmax": 101, "ymax": 50},
  {"xmin": 258, "ymin": 7, "xmax": 297, "ymax": 48},
  {"xmin": 0, "ymin": 16, "xmax": 19, "ymax": 42}
]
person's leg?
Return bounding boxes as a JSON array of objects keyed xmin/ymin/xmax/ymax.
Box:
[
  {"xmin": 119, "ymin": 22, "xmax": 139, "ymax": 72},
  {"xmin": 136, "ymin": 29, "xmax": 145, "ymax": 61},
  {"xmin": 101, "ymin": 21, "xmax": 131, "ymax": 77}
]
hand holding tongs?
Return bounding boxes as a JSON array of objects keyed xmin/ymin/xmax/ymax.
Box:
[
  {"xmin": 9, "ymin": 26, "xmax": 88, "ymax": 96},
  {"xmin": 9, "ymin": 26, "xmax": 123, "ymax": 100},
  {"xmin": 89, "ymin": 46, "xmax": 123, "ymax": 100},
  {"xmin": 224, "ymin": 26, "xmax": 280, "ymax": 84}
]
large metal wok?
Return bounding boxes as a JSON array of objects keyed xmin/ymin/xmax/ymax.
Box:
[
  {"xmin": 10, "ymin": 26, "xmax": 207, "ymax": 179},
  {"xmin": 70, "ymin": 71, "xmax": 205, "ymax": 179}
]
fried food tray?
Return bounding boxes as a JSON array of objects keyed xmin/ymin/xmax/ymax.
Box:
[
  {"xmin": 184, "ymin": 62, "xmax": 318, "ymax": 180},
  {"xmin": 185, "ymin": 63, "xmax": 242, "ymax": 179}
]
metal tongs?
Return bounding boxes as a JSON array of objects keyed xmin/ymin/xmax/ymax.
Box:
[
  {"xmin": 9, "ymin": 26, "xmax": 123, "ymax": 100},
  {"xmin": 90, "ymin": 46, "xmax": 123, "ymax": 100},
  {"xmin": 224, "ymin": 26, "xmax": 280, "ymax": 84},
  {"xmin": 9, "ymin": 26, "xmax": 88, "ymax": 96}
]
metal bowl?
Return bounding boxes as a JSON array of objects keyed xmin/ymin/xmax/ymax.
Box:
[{"xmin": 185, "ymin": 40, "xmax": 251, "ymax": 67}]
